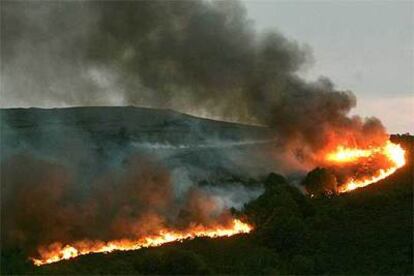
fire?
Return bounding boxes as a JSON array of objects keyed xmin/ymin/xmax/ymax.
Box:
[
  {"xmin": 31, "ymin": 219, "xmax": 252, "ymax": 266},
  {"xmin": 325, "ymin": 140, "xmax": 406, "ymax": 193},
  {"xmin": 326, "ymin": 146, "xmax": 375, "ymax": 163}
]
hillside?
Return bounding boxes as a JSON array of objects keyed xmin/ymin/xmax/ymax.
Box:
[
  {"xmin": 1, "ymin": 107, "xmax": 277, "ymax": 180},
  {"xmin": 2, "ymin": 114, "xmax": 412, "ymax": 274},
  {"xmin": 1, "ymin": 106, "xmax": 271, "ymax": 144},
  {"xmin": 7, "ymin": 145, "xmax": 411, "ymax": 275}
]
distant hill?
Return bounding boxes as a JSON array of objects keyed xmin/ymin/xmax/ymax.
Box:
[
  {"xmin": 1, "ymin": 106, "xmax": 272, "ymax": 145},
  {"xmin": 1, "ymin": 107, "xmax": 278, "ymax": 180}
]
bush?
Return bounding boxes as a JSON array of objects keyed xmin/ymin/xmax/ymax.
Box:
[{"xmin": 302, "ymin": 167, "xmax": 337, "ymax": 196}]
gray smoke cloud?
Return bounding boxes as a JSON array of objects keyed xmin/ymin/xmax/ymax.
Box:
[{"xmin": 1, "ymin": 0, "xmax": 387, "ymax": 156}]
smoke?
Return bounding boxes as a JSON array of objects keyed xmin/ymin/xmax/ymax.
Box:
[
  {"xmin": 1, "ymin": 150, "xmax": 259, "ymax": 257},
  {"xmin": 1, "ymin": 107, "xmax": 265, "ymax": 256},
  {"xmin": 1, "ymin": 1, "xmax": 387, "ymax": 155}
]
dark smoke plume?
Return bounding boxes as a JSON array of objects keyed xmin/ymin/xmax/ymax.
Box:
[{"xmin": 1, "ymin": 0, "xmax": 387, "ymax": 156}]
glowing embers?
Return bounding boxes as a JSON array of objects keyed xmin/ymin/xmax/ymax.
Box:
[
  {"xmin": 31, "ymin": 219, "xmax": 252, "ymax": 266},
  {"xmin": 325, "ymin": 141, "xmax": 406, "ymax": 193}
]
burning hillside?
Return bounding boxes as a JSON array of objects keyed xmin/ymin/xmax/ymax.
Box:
[
  {"xmin": 1, "ymin": 0, "xmax": 412, "ymax": 274},
  {"xmin": 303, "ymin": 139, "xmax": 407, "ymax": 196},
  {"xmin": 330, "ymin": 141, "xmax": 406, "ymax": 193},
  {"xmin": 1, "ymin": 108, "xmax": 412, "ymax": 274},
  {"xmin": 27, "ymin": 138, "xmax": 408, "ymax": 266}
]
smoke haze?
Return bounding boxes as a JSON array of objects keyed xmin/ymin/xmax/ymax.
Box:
[{"xmin": 0, "ymin": 107, "xmax": 265, "ymax": 256}]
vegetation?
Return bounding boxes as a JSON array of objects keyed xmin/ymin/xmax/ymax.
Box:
[{"xmin": 301, "ymin": 167, "xmax": 338, "ymax": 196}]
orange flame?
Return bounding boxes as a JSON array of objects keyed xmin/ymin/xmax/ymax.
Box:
[
  {"xmin": 325, "ymin": 140, "xmax": 406, "ymax": 193},
  {"xmin": 31, "ymin": 219, "xmax": 252, "ymax": 266},
  {"xmin": 326, "ymin": 146, "xmax": 375, "ymax": 163}
]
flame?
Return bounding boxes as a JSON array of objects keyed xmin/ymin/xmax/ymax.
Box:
[
  {"xmin": 31, "ymin": 219, "xmax": 252, "ymax": 266},
  {"xmin": 326, "ymin": 146, "xmax": 375, "ymax": 163},
  {"xmin": 325, "ymin": 140, "xmax": 406, "ymax": 193}
]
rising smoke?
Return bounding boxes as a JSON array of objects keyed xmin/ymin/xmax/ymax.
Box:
[{"xmin": 1, "ymin": 0, "xmax": 387, "ymax": 153}]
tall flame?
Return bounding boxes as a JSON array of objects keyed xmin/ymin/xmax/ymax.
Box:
[
  {"xmin": 31, "ymin": 219, "xmax": 252, "ymax": 266},
  {"xmin": 326, "ymin": 141, "xmax": 406, "ymax": 193}
]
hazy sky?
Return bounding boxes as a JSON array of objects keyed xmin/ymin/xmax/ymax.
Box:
[{"xmin": 243, "ymin": 0, "xmax": 413, "ymax": 133}]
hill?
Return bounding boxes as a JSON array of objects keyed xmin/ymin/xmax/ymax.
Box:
[
  {"xmin": 9, "ymin": 150, "xmax": 411, "ymax": 275},
  {"xmin": 1, "ymin": 106, "xmax": 271, "ymax": 144},
  {"xmin": 1, "ymin": 106, "xmax": 277, "ymax": 180},
  {"xmin": 3, "ymin": 137, "xmax": 412, "ymax": 275},
  {"xmin": 1, "ymin": 108, "xmax": 412, "ymax": 274}
]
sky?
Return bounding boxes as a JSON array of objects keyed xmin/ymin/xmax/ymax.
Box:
[{"xmin": 243, "ymin": 0, "xmax": 413, "ymax": 133}]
